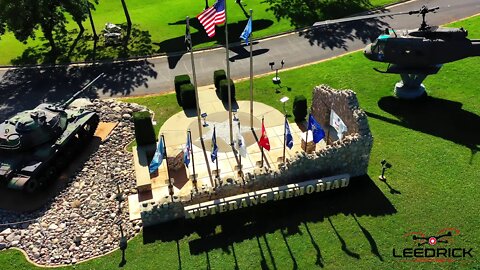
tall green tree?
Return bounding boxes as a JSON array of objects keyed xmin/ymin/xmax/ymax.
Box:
[{"xmin": 0, "ymin": 0, "xmax": 95, "ymax": 53}]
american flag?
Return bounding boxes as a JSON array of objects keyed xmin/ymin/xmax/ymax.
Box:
[{"xmin": 197, "ymin": 0, "xmax": 226, "ymax": 38}]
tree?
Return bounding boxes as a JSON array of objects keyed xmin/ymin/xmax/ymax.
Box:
[
  {"xmin": 61, "ymin": 0, "xmax": 88, "ymax": 33},
  {"xmin": 120, "ymin": 0, "xmax": 132, "ymax": 29},
  {"xmin": 0, "ymin": 0, "xmax": 95, "ymax": 55}
]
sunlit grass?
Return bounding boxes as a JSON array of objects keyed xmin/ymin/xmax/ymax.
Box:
[{"xmin": 1, "ymin": 14, "xmax": 479, "ymax": 270}]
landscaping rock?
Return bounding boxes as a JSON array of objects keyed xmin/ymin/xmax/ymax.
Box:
[{"xmin": 0, "ymin": 99, "xmax": 145, "ymax": 266}]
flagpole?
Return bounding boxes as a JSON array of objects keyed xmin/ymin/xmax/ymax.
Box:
[
  {"xmin": 187, "ymin": 16, "xmax": 204, "ymax": 144},
  {"xmin": 214, "ymin": 126, "xmax": 219, "ymax": 179},
  {"xmin": 162, "ymin": 134, "xmax": 174, "ymax": 202},
  {"xmin": 225, "ymin": 0, "xmax": 233, "ymax": 145},
  {"xmin": 304, "ymin": 114, "xmax": 309, "ymax": 152},
  {"xmin": 261, "ymin": 116, "xmax": 264, "ymax": 168},
  {"xmin": 283, "ymin": 115, "xmax": 287, "ymax": 164},
  {"xmin": 249, "ymin": 9, "xmax": 254, "ymax": 130},
  {"xmin": 188, "ymin": 129, "xmax": 198, "ymax": 192},
  {"xmin": 238, "ymin": 121, "xmax": 242, "ymax": 172}
]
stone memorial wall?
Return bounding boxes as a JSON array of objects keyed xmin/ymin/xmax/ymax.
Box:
[{"xmin": 140, "ymin": 85, "xmax": 374, "ymax": 225}]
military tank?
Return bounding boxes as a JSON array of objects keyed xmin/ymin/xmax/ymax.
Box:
[{"xmin": 0, "ymin": 74, "xmax": 104, "ymax": 193}]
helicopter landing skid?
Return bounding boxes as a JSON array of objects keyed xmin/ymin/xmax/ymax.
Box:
[{"xmin": 394, "ymin": 73, "xmax": 428, "ymax": 99}]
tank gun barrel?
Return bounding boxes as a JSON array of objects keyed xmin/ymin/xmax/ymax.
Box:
[{"xmin": 61, "ymin": 73, "xmax": 105, "ymax": 108}]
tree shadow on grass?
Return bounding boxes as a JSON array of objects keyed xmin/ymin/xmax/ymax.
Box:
[
  {"xmin": 263, "ymin": 0, "xmax": 374, "ymax": 28},
  {"xmin": 11, "ymin": 24, "xmax": 157, "ymax": 65},
  {"xmin": 260, "ymin": 0, "xmax": 391, "ymax": 50},
  {"xmin": 0, "ymin": 59, "xmax": 157, "ymax": 121},
  {"xmin": 367, "ymin": 95, "xmax": 480, "ymax": 161},
  {"xmin": 143, "ymin": 175, "xmax": 396, "ymax": 264},
  {"xmin": 159, "ymin": 18, "xmax": 273, "ymax": 69}
]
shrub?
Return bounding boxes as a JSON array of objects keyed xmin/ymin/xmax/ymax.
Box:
[
  {"xmin": 180, "ymin": 83, "xmax": 197, "ymax": 109},
  {"xmin": 214, "ymin": 69, "xmax": 226, "ymax": 89},
  {"xmin": 174, "ymin": 75, "xmax": 191, "ymax": 105},
  {"xmin": 219, "ymin": 79, "xmax": 235, "ymax": 102},
  {"xmin": 293, "ymin": 95, "xmax": 308, "ymax": 122},
  {"xmin": 133, "ymin": 111, "xmax": 156, "ymax": 146}
]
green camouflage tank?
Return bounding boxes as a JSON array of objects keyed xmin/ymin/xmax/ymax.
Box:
[{"xmin": 0, "ymin": 74, "xmax": 103, "ymax": 193}]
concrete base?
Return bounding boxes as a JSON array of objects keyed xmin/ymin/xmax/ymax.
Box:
[{"xmin": 394, "ymin": 82, "xmax": 426, "ymax": 99}]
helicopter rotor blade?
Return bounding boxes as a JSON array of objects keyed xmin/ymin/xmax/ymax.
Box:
[
  {"xmin": 312, "ymin": 10, "xmax": 412, "ymax": 28},
  {"xmin": 312, "ymin": 2, "xmax": 477, "ymax": 29}
]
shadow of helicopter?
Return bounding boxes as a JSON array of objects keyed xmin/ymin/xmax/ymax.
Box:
[
  {"xmin": 157, "ymin": 18, "xmax": 273, "ymax": 69},
  {"xmin": 366, "ymin": 96, "xmax": 480, "ymax": 162}
]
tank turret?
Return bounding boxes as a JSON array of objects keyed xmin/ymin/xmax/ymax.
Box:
[{"xmin": 0, "ymin": 74, "xmax": 103, "ymax": 193}]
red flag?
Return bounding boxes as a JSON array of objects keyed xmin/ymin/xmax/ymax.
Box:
[{"xmin": 258, "ymin": 122, "xmax": 270, "ymax": 151}]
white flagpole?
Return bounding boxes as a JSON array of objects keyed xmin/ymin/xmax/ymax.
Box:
[
  {"xmin": 249, "ymin": 9, "xmax": 254, "ymax": 130},
  {"xmin": 186, "ymin": 16, "xmax": 203, "ymax": 143},
  {"xmin": 225, "ymin": 0, "xmax": 233, "ymax": 145}
]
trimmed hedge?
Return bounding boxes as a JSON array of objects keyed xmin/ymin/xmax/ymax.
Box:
[
  {"xmin": 293, "ymin": 95, "xmax": 308, "ymax": 122},
  {"xmin": 133, "ymin": 111, "xmax": 156, "ymax": 146},
  {"xmin": 180, "ymin": 83, "xmax": 197, "ymax": 109},
  {"xmin": 219, "ymin": 79, "xmax": 235, "ymax": 102},
  {"xmin": 214, "ymin": 69, "xmax": 226, "ymax": 89},
  {"xmin": 174, "ymin": 75, "xmax": 191, "ymax": 106}
]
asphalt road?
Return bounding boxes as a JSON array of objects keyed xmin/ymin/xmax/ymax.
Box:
[{"xmin": 0, "ymin": 0, "xmax": 479, "ymax": 120}]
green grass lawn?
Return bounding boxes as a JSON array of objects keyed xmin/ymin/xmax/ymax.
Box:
[
  {"xmin": 1, "ymin": 15, "xmax": 480, "ymax": 270},
  {"xmin": 0, "ymin": 0, "xmax": 397, "ymax": 65}
]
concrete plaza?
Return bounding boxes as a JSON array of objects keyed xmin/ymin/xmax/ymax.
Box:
[{"xmin": 128, "ymin": 85, "xmax": 326, "ymax": 220}]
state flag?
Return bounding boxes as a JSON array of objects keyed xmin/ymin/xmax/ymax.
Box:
[
  {"xmin": 183, "ymin": 132, "xmax": 191, "ymax": 167},
  {"xmin": 240, "ymin": 17, "xmax": 252, "ymax": 45},
  {"xmin": 308, "ymin": 114, "xmax": 325, "ymax": 144},
  {"xmin": 211, "ymin": 127, "xmax": 218, "ymax": 162},
  {"xmin": 149, "ymin": 136, "xmax": 165, "ymax": 173},
  {"xmin": 236, "ymin": 124, "xmax": 247, "ymax": 157},
  {"xmin": 285, "ymin": 119, "xmax": 293, "ymax": 149},
  {"xmin": 330, "ymin": 110, "xmax": 348, "ymax": 139}
]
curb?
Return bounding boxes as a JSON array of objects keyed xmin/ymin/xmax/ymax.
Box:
[{"xmin": 0, "ymin": 0, "xmax": 412, "ymax": 70}]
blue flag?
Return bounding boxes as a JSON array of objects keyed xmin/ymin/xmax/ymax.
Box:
[
  {"xmin": 183, "ymin": 132, "xmax": 191, "ymax": 167},
  {"xmin": 308, "ymin": 114, "xmax": 325, "ymax": 144},
  {"xmin": 285, "ymin": 119, "xmax": 294, "ymax": 149},
  {"xmin": 211, "ymin": 127, "xmax": 218, "ymax": 162},
  {"xmin": 149, "ymin": 136, "xmax": 165, "ymax": 173},
  {"xmin": 240, "ymin": 17, "xmax": 252, "ymax": 45}
]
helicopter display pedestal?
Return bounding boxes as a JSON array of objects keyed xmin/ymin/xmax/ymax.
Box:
[{"xmin": 393, "ymin": 73, "xmax": 427, "ymax": 99}]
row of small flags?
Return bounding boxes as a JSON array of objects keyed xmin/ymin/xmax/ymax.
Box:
[
  {"xmin": 190, "ymin": 0, "xmax": 252, "ymax": 43},
  {"xmin": 149, "ymin": 112, "xmax": 347, "ymax": 172}
]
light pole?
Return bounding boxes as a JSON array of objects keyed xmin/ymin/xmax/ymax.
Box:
[
  {"xmin": 379, "ymin": 159, "xmax": 392, "ymax": 181},
  {"xmin": 280, "ymin": 96, "xmax": 289, "ymax": 115},
  {"xmin": 115, "ymin": 182, "xmax": 124, "ymax": 213},
  {"xmin": 117, "ymin": 221, "xmax": 127, "ymax": 266},
  {"xmin": 269, "ymin": 60, "xmax": 285, "ymax": 85}
]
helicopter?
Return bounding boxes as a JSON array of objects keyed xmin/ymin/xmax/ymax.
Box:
[{"xmin": 313, "ymin": 5, "xmax": 480, "ymax": 99}]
